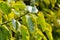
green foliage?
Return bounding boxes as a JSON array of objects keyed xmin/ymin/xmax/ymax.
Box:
[
  {"xmin": 0, "ymin": 0, "xmax": 60, "ymax": 40},
  {"xmin": 0, "ymin": 26, "xmax": 10, "ymax": 40},
  {"xmin": 0, "ymin": 2, "xmax": 11, "ymax": 14}
]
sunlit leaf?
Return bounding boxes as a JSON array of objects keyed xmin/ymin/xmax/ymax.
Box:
[
  {"xmin": 8, "ymin": 11, "xmax": 15, "ymax": 20},
  {"xmin": 0, "ymin": 13, "xmax": 2, "ymax": 24},
  {"xmin": 37, "ymin": 12, "xmax": 46, "ymax": 32},
  {"xmin": 35, "ymin": 27, "xmax": 47, "ymax": 40},
  {"xmin": 20, "ymin": 25, "xmax": 30, "ymax": 40},
  {"xmin": 12, "ymin": 1, "xmax": 26, "ymax": 11},
  {"xmin": 45, "ymin": 31, "xmax": 53, "ymax": 40},
  {"xmin": 0, "ymin": 2, "xmax": 11, "ymax": 14}
]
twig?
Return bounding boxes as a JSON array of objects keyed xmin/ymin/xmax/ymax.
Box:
[{"xmin": 0, "ymin": 12, "xmax": 29, "ymax": 25}]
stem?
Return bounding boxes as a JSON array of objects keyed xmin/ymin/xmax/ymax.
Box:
[{"xmin": 0, "ymin": 12, "xmax": 29, "ymax": 25}]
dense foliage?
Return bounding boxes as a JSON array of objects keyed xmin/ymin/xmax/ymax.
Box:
[{"xmin": 0, "ymin": 0, "xmax": 60, "ymax": 40}]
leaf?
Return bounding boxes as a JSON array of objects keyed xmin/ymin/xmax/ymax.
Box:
[
  {"xmin": 27, "ymin": 6, "xmax": 38, "ymax": 13},
  {"xmin": 57, "ymin": 9, "xmax": 60, "ymax": 18},
  {"xmin": 26, "ymin": 15, "xmax": 36, "ymax": 34},
  {"xmin": 27, "ymin": 6, "xmax": 32, "ymax": 12},
  {"xmin": 37, "ymin": 12, "xmax": 46, "ymax": 32},
  {"xmin": 57, "ymin": 3, "xmax": 60, "ymax": 8},
  {"xmin": 10, "ymin": 37, "xmax": 15, "ymax": 40},
  {"xmin": 0, "ymin": 2, "xmax": 11, "ymax": 14},
  {"xmin": 12, "ymin": 9, "xmax": 21, "ymax": 17},
  {"xmin": 35, "ymin": 0, "xmax": 39, "ymax": 6},
  {"xmin": 53, "ymin": 18, "xmax": 59, "ymax": 27},
  {"xmin": 0, "ymin": 13, "xmax": 2, "ymax": 24},
  {"xmin": 35, "ymin": 27, "xmax": 47, "ymax": 40},
  {"xmin": 2, "ymin": 14, "xmax": 8, "ymax": 22},
  {"xmin": 20, "ymin": 25, "xmax": 30, "ymax": 40},
  {"xmin": 45, "ymin": 23, "xmax": 53, "ymax": 40},
  {"xmin": 46, "ymin": 23, "xmax": 52, "ymax": 32},
  {"xmin": 45, "ymin": 31, "xmax": 53, "ymax": 40},
  {"xmin": 8, "ymin": 11, "xmax": 15, "ymax": 20},
  {"xmin": 12, "ymin": 19, "xmax": 21, "ymax": 32},
  {"xmin": 12, "ymin": 1, "xmax": 26, "ymax": 11},
  {"xmin": 15, "ymin": 31, "xmax": 22, "ymax": 40},
  {"xmin": 43, "ymin": 0, "xmax": 50, "ymax": 5},
  {"xmin": 29, "ymin": 14, "xmax": 43, "ymax": 40},
  {"xmin": 50, "ymin": 0, "xmax": 56, "ymax": 8},
  {"xmin": 0, "ymin": 26, "xmax": 10, "ymax": 40},
  {"xmin": 49, "ymin": 10, "xmax": 55, "ymax": 16},
  {"xmin": 39, "ymin": 2, "xmax": 45, "ymax": 10},
  {"xmin": 12, "ymin": 19, "xmax": 16, "ymax": 30},
  {"xmin": 57, "ymin": 0, "xmax": 60, "ymax": 4},
  {"xmin": 3, "ymin": 14, "xmax": 8, "ymax": 21},
  {"xmin": 32, "ymin": 6, "xmax": 38, "ymax": 13}
]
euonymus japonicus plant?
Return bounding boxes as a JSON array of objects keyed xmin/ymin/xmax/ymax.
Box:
[{"xmin": 0, "ymin": 0, "xmax": 60, "ymax": 40}]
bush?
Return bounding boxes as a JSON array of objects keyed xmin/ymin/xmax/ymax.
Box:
[{"xmin": 0, "ymin": 0, "xmax": 60, "ymax": 40}]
